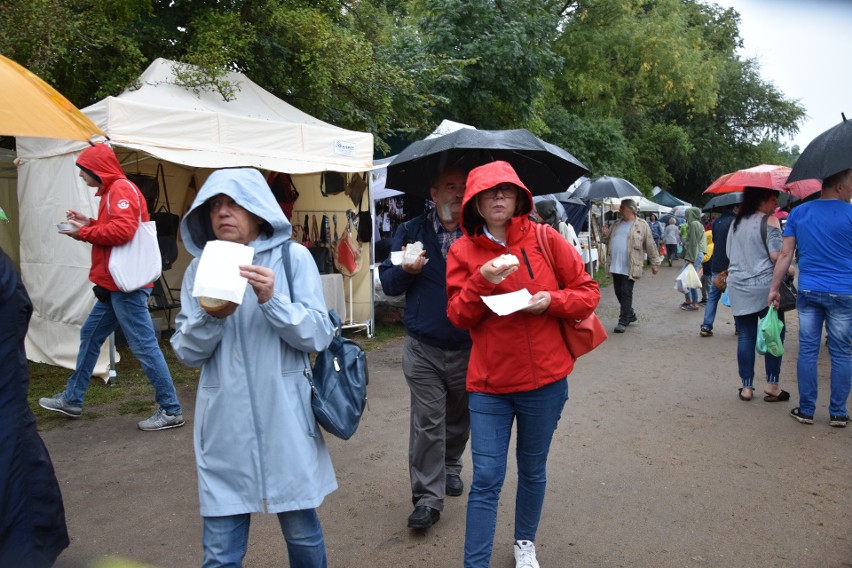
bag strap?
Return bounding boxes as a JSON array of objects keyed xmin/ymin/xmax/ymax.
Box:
[
  {"xmin": 280, "ymin": 241, "xmax": 318, "ymax": 373},
  {"xmin": 534, "ymin": 222, "xmax": 564, "ymax": 289},
  {"xmin": 760, "ymin": 214, "xmax": 771, "ymax": 258},
  {"xmin": 106, "ymin": 182, "xmax": 143, "ymax": 223},
  {"xmin": 156, "ymin": 162, "xmax": 172, "ymax": 212}
]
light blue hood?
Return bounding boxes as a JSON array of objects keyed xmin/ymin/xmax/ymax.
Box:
[{"xmin": 181, "ymin": 168, "xmax": 292, "ymax": 257}]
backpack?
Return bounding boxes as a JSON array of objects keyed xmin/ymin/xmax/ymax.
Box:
[
  {"xmin": 281, "ymin": 240, "xmax": 369, "ymax": 439},
  {"xmin": 266, "ymin": 172, "xmax": 299, "ymax": 220}
]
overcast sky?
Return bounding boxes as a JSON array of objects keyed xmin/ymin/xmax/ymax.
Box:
[{"xmin": 709, "ymin": 0, "xmax": 852, "ymax": 149}]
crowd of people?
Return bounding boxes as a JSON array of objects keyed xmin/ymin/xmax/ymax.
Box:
[{"xmin": 4, "ymin": 140, "xmax": 850, "ymax": 568}]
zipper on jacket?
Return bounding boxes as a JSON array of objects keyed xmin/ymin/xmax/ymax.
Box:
[{"xmin": 520, "ymin": 248, "xmax": 534, "ymax": 279}]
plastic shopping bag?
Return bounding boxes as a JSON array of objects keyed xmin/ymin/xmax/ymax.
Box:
[
  {"xmin": 674, "ymin": 266, "xmax": 688, "ymax": 294},
  {"xmin": 721, "ymin": 289, "xmax": 731, "ymax": 307},
  {"xmin": 757, "ymin": 307, "xmax": 784, "ymax": 357},
  {"xmin": 685, "ymin": 264, "xmax": 702, "ymax": 289}
]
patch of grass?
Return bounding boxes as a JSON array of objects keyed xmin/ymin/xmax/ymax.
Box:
[
  {"xmin": 593, "ymin": 266, "xmax": 611, "ymax": 288},
  {"xmin": 28, "ymin": 334, "xmax": 201, "ymax": 428},
  {"xmin": 29, "ymin": 322, "xmax": 405, "ymax": 426},
  {"xmin": 346, "ymin": 319, "xmax": 407, "ymax": 349}
]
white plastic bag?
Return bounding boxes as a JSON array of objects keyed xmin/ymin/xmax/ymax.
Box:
[
  {"xmin": 684, "ymin": 264, "xmax": 702, "ymax": 289},
  {"xmin": 674, "ymin": 265, "xmax": 688, "ymax": 294},
  {"xmin": 109, "ymin": 220, "xmax": 161, "ymax": 292}
]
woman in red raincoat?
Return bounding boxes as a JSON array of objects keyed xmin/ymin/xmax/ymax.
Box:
[{"xmin": 446, "ymin": 161, "xmax": 600, "ymax": 568}]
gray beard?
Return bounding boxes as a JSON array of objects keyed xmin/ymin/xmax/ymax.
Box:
[{"xmin": 437, "ymin": 201, "xmax": 457, "ymax": 224}]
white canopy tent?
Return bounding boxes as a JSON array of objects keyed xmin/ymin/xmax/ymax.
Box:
[
  {"xmin": 604, "ymin": 196, "xmax": 672, "ymax": 215},
  {"xmin": 16, "ymin": 58, "xmax": 374, "ymax": 374}
]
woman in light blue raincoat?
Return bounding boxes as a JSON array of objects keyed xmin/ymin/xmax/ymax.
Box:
[{"xmin": 171, "ymin": 168, "xmax": 336, "ymax": 567}]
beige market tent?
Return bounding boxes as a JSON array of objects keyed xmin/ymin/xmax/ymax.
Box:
[{"xmin": 15, "ymin": 58, "xmax": 375, "ymax": 374}]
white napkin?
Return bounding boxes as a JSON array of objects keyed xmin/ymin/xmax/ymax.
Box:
[
  {"xmin": 192, "ymin": 240, "xmax": 255, "ymax": 304},
  {"xmin": 481, "ymin": 288, "xmax": 542, "ymax": 316}
]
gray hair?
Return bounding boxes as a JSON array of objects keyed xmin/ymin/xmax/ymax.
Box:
[{"xmin": 621, "ymin": 199, "xmax": 638, "ymax": 213}]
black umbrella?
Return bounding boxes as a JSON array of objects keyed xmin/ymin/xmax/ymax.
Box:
[
  {"xmin": 582, "ymin": 176, "xmax": 643, "ymax": 201},
  {"xmin": 386, "ymin": 128, "xmax": 588, "ymax": 196},
  {"xmin": 569, "ymin": 178, "xmax": 592, "ymax": 200},
  {"xmin": 787, "ymin": 114, "xmax": 852, "ymax": 183},
  {"xmin": 702, "ymin": 192, "xmax": 743, "ymax": 212}
]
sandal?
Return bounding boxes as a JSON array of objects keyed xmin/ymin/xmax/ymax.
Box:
[
  {"xmin": 738, "ymin": 388, "xmax": 753, "ymax": 401},
  {"xmin": 763, "ymin": 389, "xmax": 790, "ymax": 402}
]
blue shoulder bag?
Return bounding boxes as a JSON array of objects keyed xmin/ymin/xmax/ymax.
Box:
[{"xmin": 281, "ymin": 241, "xmax": 369, "ymax": 440}]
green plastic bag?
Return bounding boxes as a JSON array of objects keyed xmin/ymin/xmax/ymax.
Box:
[{"xmin": 757, "ymin": 306, "xmax": 784, "ymax": 357}]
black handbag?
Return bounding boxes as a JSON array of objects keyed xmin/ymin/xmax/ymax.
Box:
[
  {"xmin": 777, "ymin": 275, "xmax": 798, "ymax": 312},
  {"xmin": 760, "ymin": 215, "xmax": 797, "ymax": 312},
  {"xmin": 281, "ymin": 242, "xmax": 369, "ymax": 440},
  {"xmin": 356, "ymin": 202, "xmax": 372, "ymax": 243}
]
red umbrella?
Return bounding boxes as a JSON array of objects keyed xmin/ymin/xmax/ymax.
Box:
[{"xmin": 704, "ymin": 164, "xmax": 821, "ymax": 199}]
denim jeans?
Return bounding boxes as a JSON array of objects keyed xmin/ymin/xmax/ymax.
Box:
[
  {"xmin": 683, "ymin": 258, "xmax": 702, "ymax": 304},
  {"xmin": 795, "ymin": 290, "xmax": 852, "ymax": 417},
  {"xmin": 701, "ymin": 273, "xmax": 723, "ymax": 330},
  {"xmin": 733, "ymin": 306, "xmax": 785, "ymax": 389},
  {"xmin": 63, "ymin": 289, "xmax": 181, "ymax": 415},
  {"xmin": 464, "ymin": 379, "xmax": 568, "ymax": 568},
  {"xmin": 611, "ymin": 273, "xmax": 635, "ymax": 326},
  {"xmin": 202, "ymin": 510, "xmax": 326, "ymax": 568}
]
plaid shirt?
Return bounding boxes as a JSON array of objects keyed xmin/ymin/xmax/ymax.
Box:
[{"xmin": 429, "ymin": 209, "xmax": 463, "ymax": 259}]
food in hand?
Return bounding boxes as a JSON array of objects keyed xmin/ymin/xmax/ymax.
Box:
[
  {"xmin": 493, "ymin": 254, "xmax": 520, "ymax": 269},
  {"xmin": 403, "ymin": 241, "xmax": 425, "ymax": 261},
  {"xmin": 199, "ymin": 296, "xmax": 235, "ymax": 316}
]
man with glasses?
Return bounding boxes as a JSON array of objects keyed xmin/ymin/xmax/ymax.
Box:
[
  {"xmin": 379, "ymin": 167, "xmax": 472, "ymax": 531},
  {"xmin": 602, "ymin": 199, "xmax": 661, "ymax": 333}
]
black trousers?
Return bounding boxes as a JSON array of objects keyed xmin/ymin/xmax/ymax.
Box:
[{"xmin": 612, "ymin": 273, "xmax": 635, "ymax": 325}]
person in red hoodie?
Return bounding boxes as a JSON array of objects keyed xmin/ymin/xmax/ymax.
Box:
[
  {"xmin": 38, "ymin": 143, "xmax": 184, "ymax": 431},
  {"xmin": 447, "ymin": 161, "xmax": 600, "ymax": 568}
]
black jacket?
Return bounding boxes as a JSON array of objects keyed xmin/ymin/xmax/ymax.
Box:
[
  {"xmin": 378, "ymin": 214, "xmax": 471, "ymax": 350},
  {"xmin": 0, "ymin": 249, "xmax": 69, "ymax": 567}
]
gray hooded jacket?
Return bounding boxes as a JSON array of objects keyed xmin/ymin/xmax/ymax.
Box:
[{"xmin": 171, "ymin": 168, "xmax": 336, "ymax": 516}]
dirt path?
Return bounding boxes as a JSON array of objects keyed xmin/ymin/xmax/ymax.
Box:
[{"xmin": 44, "ymin": 263, "xmax": 851, "ymax": 568}]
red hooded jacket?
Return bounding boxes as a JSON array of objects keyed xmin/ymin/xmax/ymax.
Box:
[
  {"xmin": 75, "ymin": 144, "xmax": 152, "ymax": 291},
  {"xmin": 446, "ymin": 161, "xmax": 600, "ymax": 394}
]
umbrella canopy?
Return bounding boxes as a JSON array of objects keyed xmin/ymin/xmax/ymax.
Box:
[
  {"xmin": 0, "ymin": 54, "xmax": 105, "ymax": 141},
  {"xmin": 787, "ymin": 115, "xmax": 852, "ymax": 183},
  {"xmin": 702, "ymin": 192, "xmax": 743, "ymax": 212},
  {"xmin": 583, "ymin": 176, "xmax": 642, "ymax": 202},
  {"xmin": 386, "ymin": 128, "xmax": 588, "ymax": 197},
  {"xmin": 704, "ymin": 164, "xmax": 821, "ymax": 200}
]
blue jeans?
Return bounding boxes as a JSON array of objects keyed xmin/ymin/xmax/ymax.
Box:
[
  {"xmin": 202, "ymin": 510, "xmax": 326, "ymax": 568},
  {"xmin": 701, "ymin": 273, "xmax": 723, "ymax": 330},
  {"xmin": 795, "ymin": 290, "xmax": 852, "ymax": 417},
  {"xmin": 464, "ymin": 379, "xmax": 568, "ymax": 568},
  {"xmin": 63, "ymin": 289, "xmax": 181, "ymax": 414},
  {"xmin": 733, "ymin": 307, "xmax": 785, "ymax": 389},
  {"xmin": 683, "ymin": 258, "xmax": 702, "ymax": 304}
]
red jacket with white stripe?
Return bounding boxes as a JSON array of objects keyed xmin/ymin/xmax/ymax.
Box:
[{"xmin": 76, "ymin": 144, "xmax": 152, "ymax": 291}]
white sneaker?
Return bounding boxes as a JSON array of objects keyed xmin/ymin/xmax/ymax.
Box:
[{"xmin": 514, "ymin": 540, "xmax": 540, "ymax": 568}]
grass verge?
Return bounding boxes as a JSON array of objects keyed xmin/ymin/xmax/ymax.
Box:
[{"xmin": 29, "ymin": 321, "xmax": 407, "ymax": 429}]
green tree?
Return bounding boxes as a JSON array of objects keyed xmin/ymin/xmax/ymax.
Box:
[{"xmin": 411, "ymin": 0, "xmax": 564, "ymax": 130}]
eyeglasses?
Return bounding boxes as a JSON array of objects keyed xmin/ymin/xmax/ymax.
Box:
[{"xmin": 480, "ymin": 184, "xmax": 518, "ymax": 200}]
